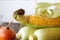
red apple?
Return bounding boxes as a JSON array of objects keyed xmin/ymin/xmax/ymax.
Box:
[{"xmin": 0, "ymin": 26, "xmax": 16, "ymax": 40}]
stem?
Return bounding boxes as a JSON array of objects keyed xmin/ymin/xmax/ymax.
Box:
[
  {"xmin": 6, "ymin": 18, "xmax": 14, "ymax": 27},
  {"xmin": 6, "ymin": 26, "xmax": 9, "ymax": 29}
]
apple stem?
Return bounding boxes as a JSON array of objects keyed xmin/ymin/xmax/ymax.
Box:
[{"xmin": 6, "ymin": 27, "xmax": 9, "ymax": 29}]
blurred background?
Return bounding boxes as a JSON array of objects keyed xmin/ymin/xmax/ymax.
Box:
[{"xmin": 0, "ymin": 0, "xmax": 60, "ymax": 23}]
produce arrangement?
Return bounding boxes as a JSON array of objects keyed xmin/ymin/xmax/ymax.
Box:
[{"xmin": 13, "ymin": 2, "xmax": 60, "ymax": 40}]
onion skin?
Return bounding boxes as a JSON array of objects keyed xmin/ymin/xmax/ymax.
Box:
[
  {"xmin": 16, "ymin": 26, "xmax": 37, "ymax": 40},
  {"xmin": 29, "ymin": 28, "xmax": 60, "ymax": 40}
]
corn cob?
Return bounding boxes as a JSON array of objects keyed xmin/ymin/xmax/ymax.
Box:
[
  {"xmin": 29, "ymin": 16, "xmax": 60, "ymax": 27},
  {"xmin": 13, "ymin": 8, "xmax": 60, "ymax": 28}
]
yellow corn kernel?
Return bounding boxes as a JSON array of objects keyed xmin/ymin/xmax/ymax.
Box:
[{"xmin": 29, "ymin": 16, "xmax": 60, "ymax": 26}]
